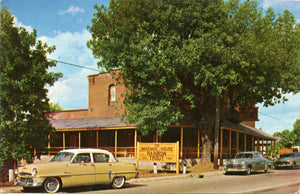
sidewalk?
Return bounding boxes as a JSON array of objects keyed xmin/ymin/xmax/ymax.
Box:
[{"xmin": 0, "ymin": 170, "xmax": 224, "ymax": 193}]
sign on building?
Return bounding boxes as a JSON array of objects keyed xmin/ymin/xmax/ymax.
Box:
[{"xmin": 136, "ymin": 142, "xmax": 179, "ymax": 174}]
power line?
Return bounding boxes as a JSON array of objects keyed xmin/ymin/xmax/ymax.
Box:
[
  {"xmin": 48, "ymin": 58, "xmax": 102, "ymax": 72},
  {"xmin": 258, "ymin": 111, "xmax": 284, "ymax": 121}
]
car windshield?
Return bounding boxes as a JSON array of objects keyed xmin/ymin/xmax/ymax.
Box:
[
  {"xmin": 280, "ymin": 153, "xmax": 295, "ymax": 158},
  {"xmin": 51, "ymin": 152, "xmax": 74, "ymax": 162},
  {"xmin": 235, "ymin": 153, "xmax": 253, "ymax": 159}
]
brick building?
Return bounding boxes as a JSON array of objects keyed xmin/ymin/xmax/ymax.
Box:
[{"xmin": 47, "ymin": 70, "xmax": 276, "ymax": 160}]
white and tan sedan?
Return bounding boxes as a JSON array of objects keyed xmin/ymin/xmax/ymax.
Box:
[{"xmin": 15, "ymin": 148, "xmax": 138, "ymax": 193}]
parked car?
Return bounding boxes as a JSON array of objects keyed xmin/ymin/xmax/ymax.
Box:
[
  {"xmin": 274, "ymin": 152, "xmax": 300, "ymax": 169},
  {"xmin": 223, "ymin": 151, "xmax": 273, "ymax": 175},
  {"xmin": 15, "ymin": 148, "xmax": 138, "ymax": 193}
]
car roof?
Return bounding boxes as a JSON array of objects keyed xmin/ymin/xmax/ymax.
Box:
[
  {"xmin": 236, "ymin": 151, "xmax": 261, "ymax": 154},
  {"xmin": 59, "ymin": 148, "xmax": 113, "ymax": 155}
]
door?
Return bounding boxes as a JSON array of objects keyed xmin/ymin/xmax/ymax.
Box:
[
  {"xmin": 93, "ymin": 153, "xmax": 113, "ymax": 184},
  {"xmin": 67, "ymin": 153, "xmax": 95, "ymax": 186}
]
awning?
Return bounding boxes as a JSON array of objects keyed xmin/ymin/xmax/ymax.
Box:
[
  {"xmin": 50, "ymin": 116, "xmax": 136, "ymax": 131},
  {"xmin": 221, "ymin": 120, "xmax": 276, "ymax": 140}
]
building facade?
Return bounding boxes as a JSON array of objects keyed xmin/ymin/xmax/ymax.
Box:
[{"xmin": 47, "ymin": 70, "xmax": 276, "ymax": 161}]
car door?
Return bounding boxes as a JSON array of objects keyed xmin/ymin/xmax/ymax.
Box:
[
  {"xmin": 67, "ymin": 153, "xmax": 96, "ymax": 186},
  {"xmin": 296, "ymin": 153, "xmax": 300, "ymax": 166},
  {"xmin": 257, "ymin": 153, "xmax": 266, "ymax": 170},
  {"xmin": 93, "ymin": 153, "xmax": 113, "ymax": 184}
]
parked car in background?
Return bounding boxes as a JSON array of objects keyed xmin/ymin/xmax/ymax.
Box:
[
  {"xmin": 274, "ymin": 152, "xmax": 300, "ymax": 169},
  {"xmin": 223, "ymin": 151, "xmax": 273, "ymax": 175},
  {"xmin": 15, "ymin": 148, "xmax": 138, "ymax": 193}
]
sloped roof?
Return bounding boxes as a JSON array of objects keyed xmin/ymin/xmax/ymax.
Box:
[
  {"xmin": 221, "ymin": 120, "xmax": 276, "ymax": 140},
  {"xmin": 50, "ymin": 116, "xmax": 136, "ymax": 130}
]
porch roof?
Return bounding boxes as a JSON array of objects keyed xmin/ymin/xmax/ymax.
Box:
[
  {"xmin": 221, "ymin": 120, "xmax": 276, "ymax": 140},
  {"xmin": 50, "ymin": 116, "xmax": 136, "ymax": 130}
]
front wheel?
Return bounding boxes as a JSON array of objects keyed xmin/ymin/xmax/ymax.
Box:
[
  {"xmin": 246, "ymin": 167, "xmax": 251, "ymax": 175},
  {"xmin": 264, "ymin": 164, "xmax": 270, "ymax": 173},
  {"xmin": 43, "ymin": 177, "xmax": 61, "ymax": 193},
  {"xmin": 112, "ymin": 176, "xmax": 125, "ymax": 189}
]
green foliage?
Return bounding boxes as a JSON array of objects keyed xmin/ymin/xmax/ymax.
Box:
[
  {"xmin": 88, "ymin": 0, "xmax": 300, "ymax": 135},
  {"xmin": 49, "ymin": 102, "xmax": 63, "ymax": 112},
  {"xmin": 292, "ymin": 119, "xmax": 300, "ymax": 145},
  {"xmin": 0, "ymin": 7, "xmax": 62, "ymax": 165}
]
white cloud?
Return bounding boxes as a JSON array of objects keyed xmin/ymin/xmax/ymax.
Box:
[
  {"xmin": 39, "ymin": 30, "xmax": 101, "ymax": 110},
  {"xmin": 59, "ymin": 6, "xmax": 85, "ymax": 16},
  {"xmin": 13, "ymin": 16, "xmax": 33, "ymax": 32}
]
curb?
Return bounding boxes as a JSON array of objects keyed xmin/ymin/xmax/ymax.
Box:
[{"xmin": 128, "ymin": 170, "xmax": 223, "ymax": 183}]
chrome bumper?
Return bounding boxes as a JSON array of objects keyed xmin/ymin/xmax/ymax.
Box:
[{"xmin": 15, "ymin": 177, "xmax": 43, "ymax": 187}]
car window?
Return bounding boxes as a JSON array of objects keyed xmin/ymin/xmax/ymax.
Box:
[
  {"xmin": 235, "ymin": 153, "xmax": 253, "ymax": 159},
  {"xmin": 72, "ymin": 153, "xmax": 91, "ymax": 163},
  {"xmin": 280, "ymin": 153, "xmax": 295, "ymax": 158},
  {"xmin": 93, "ymin": 153, "xmax": 109, "ymax": 163},
  {"xmin": 257, "ymin": 153, "xmax": 265, "ymax": 159},
  {"xmin": 51, "ymin": 152, "xmax": 74, "ymax": 162}
]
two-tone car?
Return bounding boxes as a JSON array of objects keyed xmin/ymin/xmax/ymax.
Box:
[
  {"xmin": 223, "ymin": 151, "xmax": 273, "ymax": 175},
  {"xmin": 274, "ymin": 152, "xmax": 300, "ymax": 169},
  {"xmin": 15, "ymin": 148, "xmax": 138, "ymax": 193}
]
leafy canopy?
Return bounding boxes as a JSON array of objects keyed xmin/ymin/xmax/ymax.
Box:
[
  {"xmin": 88, "ymin": 0, "xmax": 300, "ymax": 135},
  {"xmin": 0, "ymin": 7, "xmax": 62, "ymax": 165}
]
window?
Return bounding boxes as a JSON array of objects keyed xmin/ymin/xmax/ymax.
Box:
[
  {"xmin": 108, "ymin": 84, "xmax": 116, "ymax": 105},
  {"xmin": 93, "ymin": 153, "xmax": 109, "ymax": 163},
  {"xmin": 72, "ymin": 153, "xmax": 91, "ymax": 163}
]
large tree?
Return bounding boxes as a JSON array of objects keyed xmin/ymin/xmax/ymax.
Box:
[
  {"xmin": 0, "ymin": 7, "xmax": 62, "ymax": 165},
  {"xmin": 88, "ymin": 0, "xmax": 300, "ymax": 163}
]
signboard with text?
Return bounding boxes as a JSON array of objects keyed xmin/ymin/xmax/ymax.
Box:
[{"xmin": 136, "ymin": 142, "xmax": 179, "ymax": 174}]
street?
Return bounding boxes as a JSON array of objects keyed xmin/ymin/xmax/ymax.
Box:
[
  {"xmin": 61, "ymin": 168, "xmax": 300, "ymax": 193},
  {"xmin": 4, "ymin": 169, "xmax": 299, "ymax": 193}
]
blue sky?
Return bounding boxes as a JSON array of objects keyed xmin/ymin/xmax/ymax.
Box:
[{"xmin": 1, "ymin": 0, "xmax": 300, "ymax": 136}]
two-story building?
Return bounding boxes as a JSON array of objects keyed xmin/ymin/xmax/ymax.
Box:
[{"xmin": 46, "ymin": 70, "xmax": 276, "ymax": 161}]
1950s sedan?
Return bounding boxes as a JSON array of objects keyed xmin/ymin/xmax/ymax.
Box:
[
  {"xmin": 15, "ymin": 148, "xmax": 138, "ymax": 193},
  {"xmin": 274, "ymin": 152, "xmax": 300, "ymax": 169},
  {"xmin": 223, "ymin": 151, "xmax": 273, "ymax": 175}
]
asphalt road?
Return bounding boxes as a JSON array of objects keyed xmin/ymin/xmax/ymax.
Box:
[
  {"xmin": 5, "ymin": 168, "xmax": 300, "ymax": 193},
  {"xmin": 60, "ymin": 168, "xmax": 300, "ymax": 193}
]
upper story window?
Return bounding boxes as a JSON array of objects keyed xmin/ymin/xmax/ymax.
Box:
[{"xmin": 108, "ymin": 84, "xmax": 116, "ymax": 105}]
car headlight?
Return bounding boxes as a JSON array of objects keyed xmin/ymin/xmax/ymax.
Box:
[{"xmin": 32, "ymin": 168, "xmax": 37, "ymax": 176}]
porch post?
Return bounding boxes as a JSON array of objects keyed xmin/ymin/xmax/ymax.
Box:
[
  {"xmin": 48, "ymin": 134, "xmax": 51, "ymax": 155},
  {"xmin": 78, "ymin": 132, "xmax": 81, "ymax": 148},
  {"xmin": 220, "ymin": 128, "xmax": 223, "ymax": 161},
  {"xmin": 134, "ymin": 129, "xmax": 137, "ymax": 157},
  {"xmin": 197, "ymin": 128, "xmax": 200, "ymax": 158},
  {"xmin": 63, "ymin": 132, "xmax": 65, "ymax": 150},
  {"xmin": 257, "ymin": 137, "xmax": 260, "ymax": 151},
  {"xmin": 252, "ymin": 136, "xmax": 254, "ymax": 151},
  {"xmin": 266, "ymin": 140, "xmax": 269, "ymax": 157},
  {"xmin": 180, "ymin": 126, "xmax": 183, "ymax": 158},
  {"xmin": 236, "ymin": 132, "xmax": 239, "ymax": 153},
  {"xmin": 96, "ymin": 130, "xmax": 99, "ymax": 148},
  {"xmin": 229, "ymin": 130, "xmax": 231, "ymax": 158},
  {"xmin": 244, "ymin": 134, "xmax": 247, "ymax": 151},
  {"xmin": 115, "ymin": 129, "xmax": 118, "ymax": 157}
]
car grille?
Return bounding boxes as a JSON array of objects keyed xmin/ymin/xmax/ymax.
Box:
[
  {"xmin": 19, "ymin": 173, "xmax": 32, "ymax": 177},
  {"xmin": 226, "ymin": 164, "xmax": 243, "ymax": 169}
]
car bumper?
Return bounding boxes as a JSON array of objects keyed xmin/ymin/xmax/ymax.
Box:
[
  {"xmin": 14, "ymin": 176, "xmax": 44, "ymax": 187},
  {"xmin": 274, "ymin": 164, "xmax": 293, "ymax": 168},
  {"xmin": 224, "ymin": 168, "xmax": 247, "ymax": 172}
]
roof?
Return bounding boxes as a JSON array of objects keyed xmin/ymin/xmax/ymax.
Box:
[
  {"xmin": 221, "ymin": 120, "xmax": 276, "ymax": 140},
  {"xmin": 60, "ymin": 148, "xmax": 113, "ymax": 155},
  {"xmin": 50, "ymin": 116, "xmax": 136, "ymax": 130}
]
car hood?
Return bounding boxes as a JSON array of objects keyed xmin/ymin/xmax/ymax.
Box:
[
  {"xmin": 18, "ymin": 161, "xmax": 69, "ymax": 175},
  {"xmin": 275, "ymin": 157, "xmax": 294, "ymax": 162}
]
